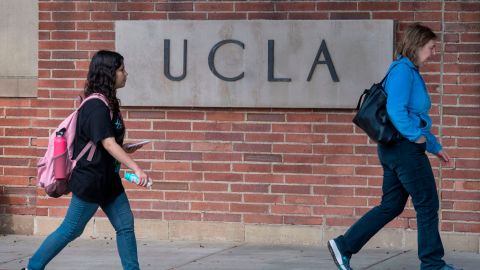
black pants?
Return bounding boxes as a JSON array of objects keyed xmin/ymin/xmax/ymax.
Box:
[{"xmin": 336, "ymin": 139, "xmax": 445, "ymax": 270}]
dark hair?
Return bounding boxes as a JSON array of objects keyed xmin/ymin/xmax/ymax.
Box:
[
  {"xmin": 396, "ymin": 23, "xmax": 437, "ymax": 66},
  {"xmin": 84, "ymin": 50, "xmax": 124, "ymax": 113}
]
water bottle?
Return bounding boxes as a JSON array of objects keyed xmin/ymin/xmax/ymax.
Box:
[
  {"xmin": 53, "ymin": 128, "xmax": 67, "ymax": 180},
  {"xmin": 124, "ymin": 172, "xmax": 152, "ymax": 188}
]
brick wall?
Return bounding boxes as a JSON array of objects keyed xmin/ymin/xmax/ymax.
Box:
[{"xmin": 1, "ymin": 0, "xmax": 479, "ymax": 237}]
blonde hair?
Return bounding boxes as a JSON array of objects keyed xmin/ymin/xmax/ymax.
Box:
[{"xmin": 396, "ymin": 23, "xmax": 437, "ymax": 66}]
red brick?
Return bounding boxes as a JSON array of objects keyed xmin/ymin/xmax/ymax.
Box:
[
  {"xmin": 168, "ymin": 13, "xmax": 207, "ymax": 20},
  {"xmin": 245, "ymin": 133, "xmax": 285, "ymax": 142},
  {"xmin": 117, "ymin": 3, "xmax": 154, "ymax": 11},
  {"xmin": 51, "ymin": 51, "xmax": 89, "ymax": 60},
  {"xmin": 129, "ymin": 110, "xmax": 165, "ymax": 119},
  {"xmin": 326, "ymin": 176, "xmax": 368, "ymax": 186},
  {"xmin": 461, "ymin": 33, "xmax": 480, "ymax": 42},
  {"xmin": 39, "ymin": 41, "xmax": 76, "ymax": 50},
  {"xmin": 205, "ymin": 132, "xmax": 243, "ymax": 141},
  {"xmin": 153, "ymin": 121, "xmax": 191, "ymax": 130},
  {"xmin": 285, "ymin": 175, "xmax": 325, "ymax": 185},
  {"xmin": 232, "ymin": 123, "xmax": 270, "ymax": 132},
  {"xmin": 231, "ymin": 203, "xmax": 269, "ymax": 213},
  {"xmin": 234, "ymin": 143, "xmax": 271, "ymax": 152},
  {"xmin": 271, "ymin": 185, "xmax": 310, "ymax": 195},
  {"xmin": 372, "ymin": 12, "xmax": 414, "ymax": 20},
  {"xmin": 272, "ymin": 123, "xmax": 312, "ymax": 133},
  {"xmin": 195, "ymin": 3, "xmax": 234, "ymax": 12},
  {"xmin": 231, "ymin": 184, "xmax": 269, "ymax": 193},
  {"xmin": 39, "ymin": 2, "xmax": 76, "ymax": 11},
  {"xmin": 275, "ymin": 2, "xmax": 316, "ymax": 11},
  {"xmin": 285, "ymin": 134, "xmax": 325, "ymax": 144},
  {"xmin": 39, "ymin": 61, "xmax": 75, "ymax": 69},
  {"xmin": 91, "ymin": 12, "xmax": 129, "ymax": 20},
  {"xmin": 445, "ymin": 23, "xmax": 480, "ymax": 32},
  {"xmin": 193, "ymin": 122, "xmax": 231, "ymax": 131},
  {"xmin": 192, "ymin": 163, "xmax": 230, "ymax": 172},
  {"xmin": 204, "ymin": 193, "xmax": 242, "ymax": 202},
  {"xmin": 130, "ymin": 11, "xmax": 167, "ymax": 20},
  {"xmin": 190, "ymin": 183, "xmax": 228, "ymax": 192},
  {"xmin": 317, "ymin": 2, "xmax": 357, "ymax": 11},
  {"xmin": 192, "ymin": 202, "xmax": 229, "ymax": 212},
  {"xmin": 460, "ymin": 13, "xmax": 480, "ymax": 22},
  {"xmin": 77, "ymin": 22, "xmax": 114, "ymax": 31},
  {"xmin": 164, "ymin": 192, "xmax": 203, "ymax": 201},
  {"xmin": 39, "ymin": 12, "xmax": 51, "ymax": 21},
  {"xmin": 445, "ymin": 2, "xmax": 480, "ymax": 11},
  {"xmin": 247, "ymin": 113, "xmax": 285, "ymax": 122},
  {"xmin": 236, "ymin": 2, "xmax": 274, "ymax": 12},
  {"xmin": 400, "ymin": 2, "xmax": 442, "ymax": 11},
  {"xmin": 203, "ymin": 153, "xmax": 242, "ymax": 162},
  {"xmin": 164, "ymin": 172, "xmax": 202, "ymax": 181},
  {"xmin": 248, "ymin": 13, "xmax": 288, "ymax": 20},
  {"xmin": 313, "ymin": 145, "xmax": 354, "ymax": 154},
  {"xmin": 52, "ymin": 12, "xmax": 90, "ymax": 21},
  {"xmin": 167, "ymin": 111, "xmax": 204, "ymax": 120},
  {"xmin": 331, "ymin": 12, "xmax": 370, "ymax": 20},
  {"xmin": 208, "ymin": 13, "xmax": 247, "ymax": 20},
  {"xmin": 414, "ymin": 12, "xmax": 443, "ymax": 21},
  {"xmin": 40, "ymin": 22, "xmax": 75, "ymax": 31},
  {"xmin": 358, "ymin": 2, "xmax": 398, "ymax": 11},
  {"xmin": 76, "ymin": 2, "xmax": 116, "ymax": 11},
  {"xmin": 244, "ymin": 194, "xmax": 282, "ymax": 203},
  {"xmin": 245, "ymin": 174, "xmax": 284, "ymax": 183},
  {"xmin": 156, "ymin": 3, "xmax": 193, "ymax": 12},
  {"xmin": 327, "ymin": 196, "xmax": 368, "ymax": 207}
]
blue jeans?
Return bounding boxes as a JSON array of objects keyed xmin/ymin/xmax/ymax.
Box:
[
  {"xmin": 28, "ymin": 192, "xmax": 139, "ymax": 270},
  {"xmin": 335, "ymin": 139, "xmax": 445, "ymax": 270}
]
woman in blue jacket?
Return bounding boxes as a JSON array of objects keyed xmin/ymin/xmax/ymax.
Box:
[{"xmin": 327, "ymin": 24, "xmax": 461, "ymax": 270}]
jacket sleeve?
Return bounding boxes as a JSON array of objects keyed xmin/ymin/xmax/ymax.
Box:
[
  {"xmin": 384, "ymin": 64, "xmax": 422, "ymax": 142},
  {"xmin": 424, "ymin": 130, "xmax": 442, "ymax": 154}
]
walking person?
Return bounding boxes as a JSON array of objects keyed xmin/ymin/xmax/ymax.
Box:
[
  {"xmin": 328, "ymin": 23, "xmax": 462, "ymax": 270},
  {"xmin": 25, "ymin": 50, "xmax": 151, "ymax": 270}
]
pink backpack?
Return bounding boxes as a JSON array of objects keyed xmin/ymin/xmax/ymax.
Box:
[{"xmin": 37, "ymin": 94, "xmax": 110, "ymax": 198}]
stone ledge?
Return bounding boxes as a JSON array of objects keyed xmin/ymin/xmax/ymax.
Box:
[{"xmin": 2, "ymin": 215, "xmax": 479, "ymax": 253}]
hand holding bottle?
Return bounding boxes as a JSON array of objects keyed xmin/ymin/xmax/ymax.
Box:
[{"xmin": 125, "ymin": 170, "xmax": 152, "ymax": 189}]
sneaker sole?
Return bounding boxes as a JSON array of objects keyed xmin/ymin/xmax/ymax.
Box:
[{"xmin": 328, "ymin": 239, "xmax": 348, "ymax": 270}]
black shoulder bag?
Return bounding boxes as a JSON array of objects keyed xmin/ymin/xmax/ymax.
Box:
[{"xmin": 352, "ymin": 65, "xmax": 401, "ymax": 144}]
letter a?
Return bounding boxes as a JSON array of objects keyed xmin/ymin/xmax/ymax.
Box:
[{"xmin": 307, "ymin": 40, "xmax": 339, "ymax": 82}]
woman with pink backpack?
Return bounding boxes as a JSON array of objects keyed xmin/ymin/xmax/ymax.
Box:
[{"xmin": 24, "ymin": 50, "xmax": 151, "ymax": 270}]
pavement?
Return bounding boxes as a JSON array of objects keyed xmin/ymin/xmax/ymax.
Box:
[{"xmin": 0, "ymin": 234, "xmax": 478, "ymax": 270}]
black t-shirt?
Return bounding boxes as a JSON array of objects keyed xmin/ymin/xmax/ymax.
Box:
[{"xmin": 69, "ymin": 99, "xmax": 125, "ymax": 205}]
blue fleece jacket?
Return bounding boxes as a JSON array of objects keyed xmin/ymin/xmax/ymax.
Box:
[{"xmin": 383, "ymin": 56, "xmax": 442, "ymax": 154}]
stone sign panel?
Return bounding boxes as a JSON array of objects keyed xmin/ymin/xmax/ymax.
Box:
[
  {"xmin": 0, "ymin": 0, "xmax": 37, "ymax": 97},
  {"xmin": 116, "ymin": 20, "xmax": 394, "ymax": 108}
]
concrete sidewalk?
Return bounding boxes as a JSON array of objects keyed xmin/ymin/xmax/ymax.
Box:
[{"xmin": 0, "ymin": 235, "xmax": 478, "ymax": 270}]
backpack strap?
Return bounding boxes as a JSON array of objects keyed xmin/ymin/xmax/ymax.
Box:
[
  {"xmin": 76, "ymin": 94, "xmax": 113, "ymax": 162},
  {"xmin": 74, "ymin": 141, "xmax": 96, "ymax": 162}
]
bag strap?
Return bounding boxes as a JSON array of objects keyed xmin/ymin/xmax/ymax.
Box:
[
  {"xmin": 74, "ymin": 141, "xmax": 96, "ymax": 162},
  {"xmin": 379, "ymin": 62, "xmax": 401, "ymax": 86},
  {"xmin": 79, "ymin": 93, "xmax": 111, "ymax": 115},
  {"xmin": 75, "ymin": 94, "xmax": 113, "ymax": 162},
  {"xmin": 355, "ymin": 62, "xmax": 402, "ymax": 111},
  {"xmin": 355, "ymin": 89, "xmax": 369, "ymax": 110}
]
